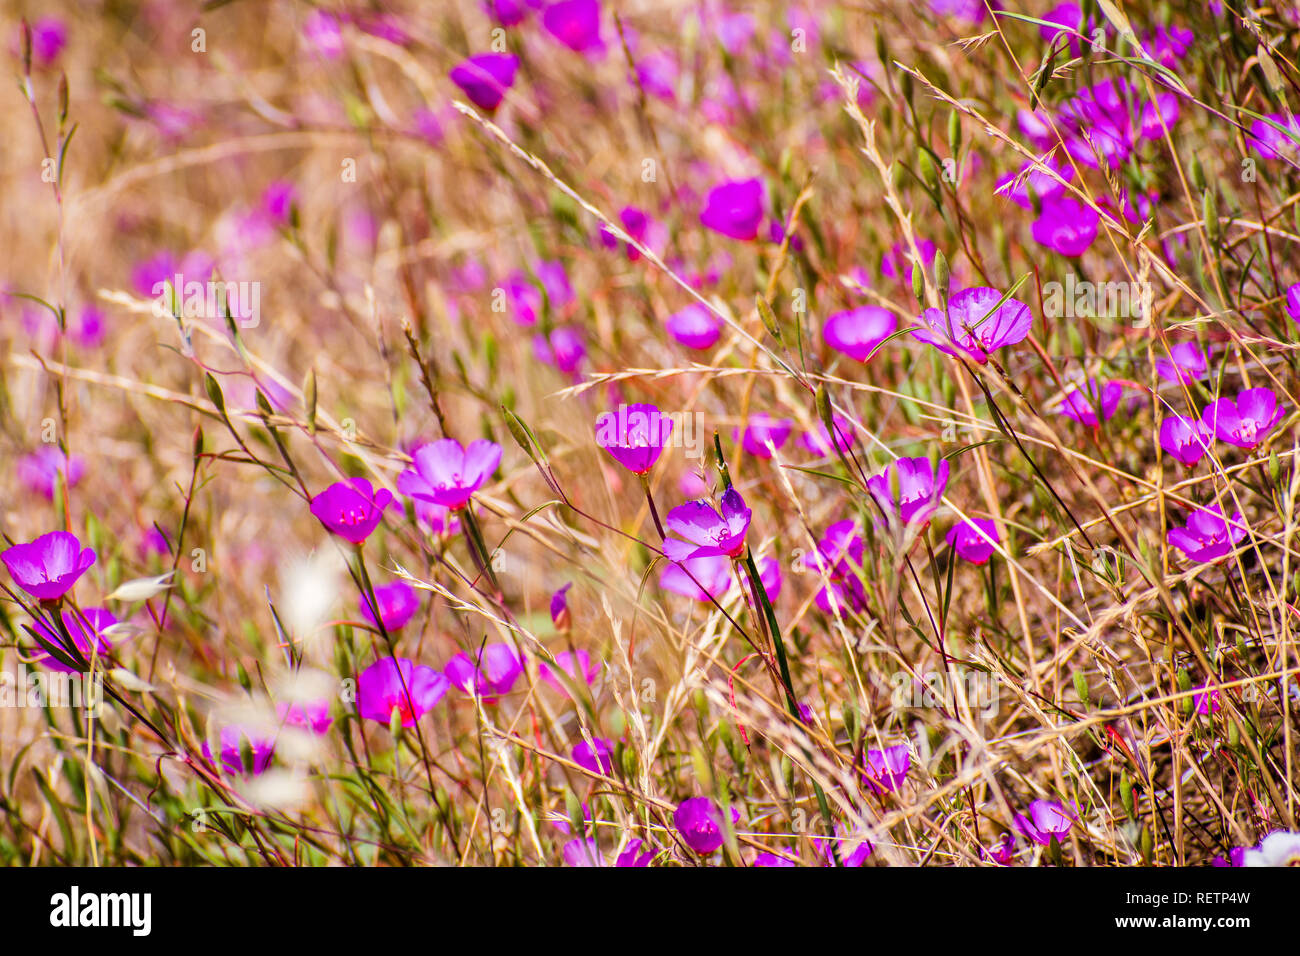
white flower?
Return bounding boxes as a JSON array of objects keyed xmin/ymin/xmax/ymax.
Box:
[{"xmin": 1242, "ymin": 830, "xmax": 1300, "ymax": 866}]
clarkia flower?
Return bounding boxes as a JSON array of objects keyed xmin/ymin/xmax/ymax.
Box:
[
  {"xmin": 822, "ymin": 306, "xmax": 897, "ymax": 362},
  {"xmin": 881, "ymin": 239, "xmax": 935, "ymax": 283},
  {"xmin": 1155, "ymin": 341, "xmax": 1207, "ymax": 384},
  {"xmin": 637, "ymin": 50, "xmax": 679, "ymax": 102},
  {"xmin": 1287, "ymin": 283, "xmax": 1300, "ymax": 325},
  {"xmin": 599, "ymin": 205, "xmax": 659, "ymax": 260},
  {"xmin": 26, "ymin": 16, "xmax": 67, "ymax": 65},
  {"xmin": 487, "ymin": 0, "xmax": 533, "ymax": 27},
  {"xmin": 674, "ymin": 797, "xmax": 730, "ymax": 854},
  {"xmin": 572, "ymin": 738, "xmax": 615, "ymax": 776},
  {"xmin": 564, "ymin": 837, "xmax": 656, "ymax": 867},
  {"xmin": 1242, "ymin": 830, "xmax": 1300, "ymax": 867},
  {"xmin": 2, "ymin": 531, "xmax": 97, "ymax": 601},
  {"xmin": 17, "ymin": 447, "xmax": 85, "ymax": 499},
  {"xmin": 449, "ymin": 53, "xmax": 519, "ymax": 111},
  {"xmin": 665, "ymin": 303, "xmax": 722, "ymax": 350},
  {"xmin": 1249, "ymin": 114, "xmax": 1300, "ymax": 162},
  {"xmin": 1167, "ymin": 505, "xmax": 1247, "ymax": 563},
  {"xmin": 1212, "ymin": 847, "xmax": 1246, "ymax": 868},
  {"xmin": 31, "ymin": 608, "xmax": 121, "ymax": 673},
  {"xmin": 356, "ymin": 657, "xmax": 450, "ymax": 727},
  {"xmin": 549, "ymin": 582, "xmax": 573, "ymax": 632},
  {"xmin": 664, "ymin": 488, "xmax": 752, "ymax": 560},
  {"xmin": 912, "ymin": 287, "xmax": 1034, "ymax": 363},
  {"xmin": 995, "ymin": 155, "xmax": 1073, "ymax": 210},
  {"xmin": 1039, "ymin": 3, "xmax": 1088, "ymax": 53},
  {"xmin": 1201, "ymin": 388, "xmax": 1284, "ymax": 448},
  {"xmin": 1031, "ymin": 196, "xmax": 1099, "ymax": 257},
  {"xmin": 1056, "ymin": 78, "xmax": 1179, "ymax": 169},
  {"xmin": 1056, "ymin": 379, "xmax": 1123, "ymax": 426},
  {"xmin": 359, "ymin": 580, "xmax": 420, "ymax": 632},
  {"xmin": 278, "ymin": 699, "xmax": 333, "ymax": 735},
  {"xmin": 862, "ymin": 745, "xmax": 911, "ymax": 794},
  {"xmin": 399, "ymin": 438, "xmax": 501, "ymax": 510},
  {"xmin": 540, "ymin": 648, "xmax": 598, "ymax": 691},
  {"xmin": 542, "ymin": 0, "xmax": 603, "ymax": 54},
  {"xmin": 927, "ymin": 0, "xmax": 986, "ymax": 25},
  {"xmin": 205, "ymin": 725, "xmax": 275, "ymax": 777},
  {"xmin": 813, "ymin": 520, "xmax": 864, "ymax": 578},
  {"xmin": 800, "ymin": 415, "xmax": 856, "ymax": 456},
  {"xmin": 594, "ymin": 403, "xmax": 673, "ymax": 474},
  {"xmin": 532, "ymin": 326, "xmax": 586, "ymax": 376},
  {"xmin": 1159, "ymin": 415, "xmax": 1212, "ymax": 467},
  {"xmin": 1192, "ymin": 683, "xmax": 1221, "ymax": 716},
  {"xmin": 987, "ymin": 832, "xmax": 1016, "ymax": 865},
  {"xmin": 733, "ymin": 414, "xmax": 792, "ymax": 459},
  {"xmin": 866, "ymin": 457, "xmax": 949, "ymax": 530},
  {"xmin": 659, "ymin": 553, "xmax": 733, "ymax": 602},
  {"xmin": 1013, "ymin": 800, "xmax": 1074, "ymax": 846},
  {"xmin": 756, "ymin": 555, "xmax": 782, "ymax": 600},
  {"xmin": 501, "ymin": 271, "xmax": 543, "ymax": 326},
  {"xmin": 445, "ymin": 643, "xmax": 524, "ymax": 700},
  {"xmin": 946, "ymin": 517, "xmax": 1000, "ymax": 564},
  {"xmin": 699, "ymin": 178, "xmax": 764, "ymax": 241},
  {"xmin": 1142, "ymin": 23, "xmax": 1194, "ymax": 67},
  {"xmin": 753, "ymin": 852, "xmax": 797, "ymax": 867},
  {"xmin": 813, "ymin": 826, "xmax": 873, "ymax": 867},
  {"xmin": 413, "ymin": 499, "xmax": 461, "ymax": 537},
  {"xmin": 310, "ymin": 478, "xmax": 393, "ymax": 544}
]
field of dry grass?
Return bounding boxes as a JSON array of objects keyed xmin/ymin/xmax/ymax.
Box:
[{"xmin": 0, "ymin": 0, "xmax": 1298, "ymax": 868}]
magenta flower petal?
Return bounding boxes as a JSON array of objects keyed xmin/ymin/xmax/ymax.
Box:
[
  {"xmin": 445, "ymin": 643, "xmax": 523, "ymax": 699},
  {"xmin": 674, "ymin": 797, "xmax": 727, "ymax": 854},
  {"xmin": 1202, "ymin": 388, "xmax": 1284, "ymax": 448},
  {"xmin": 912, "ymin": 287, "xmax": 1033, "ymax": 364},
  {"xmin": 1154, "ymin": 341, "xmax": 1207, "ymax": 384},
  {"xmin": 17, "ymin": 447, "xmax": 85, "ymax": 500},
  {"xmin": 881, "ymin": 239, "xmax": 935, "ymax": 283},
  {"xmin": 863, "ymin": 745, "xmax": 911, "ymax": 794},
  {"xmin": 946, "ymin": 517, "xmax": 1000, "ymax": 564},
  {"xmin": 1057, "ymin": 379, "xmax": 1123, "ymax": 426},
  {"xmin": 699, "ymin": 178, "xmax": 764, "ymax": 241},
  {"xmin": 822, "ymin": 306, "xmax": 898, "ymax": 361},
  {"xmin": 407, "ymin": 438, "xmax": 501, "ymax": 509},
  {"xmin": 31, "ymin": 608, "xmax": 121, "ymax": 673},
  {"xmin": 542, "ymin": 0, "xmax": 603, "ymax": 54},
  {"xmin": 278, "ymin": 699, "xmax": 333, "ymax": 735},
  {"xmin": 665, "ymin": 303, "xmax": 721, "ymax": 350},
  {"xmin": 205, "ymin": 725, "xmax": 276, "ymax": 777},
  {"xmin": 572, "ymin": 737, "xmax": 615, "ymax": 775},
  {"xmin": 866, "ymin": 458, "xmax": 949, "ymax": 530},
  {"xmin": 1159, "ymin": 415, "xmax": 1212, "ymax": 466},
  {"xmin": 665, "ymin": 488, "xmax": 751, "ymax": 558},
  {"xmin": 2, "ymin": 531, "xmax": 97, "ymax": 601},
  {"xmin": 801, "ymin": 415, "xmax": 856, "ymax": 456},
  {"xmin": 595, "ymin": 403, "xmax": 674, "ymax": 474},
  {"xmin": 1031, "ymin": 196, "xmax": 1099, "ymax": 257},
  {"xmin": 659, "ymin": 554, "xmax": 733, "ymax": 601},
  {"xmin": 734, "ymin": 414, "xmax": 792, "ymax": 458},
  {"xmin": 539, "ymin": 648, "xmax": 599, "ymax": 691},
  {"xmin": 449, "ymin": 53, "xmax": 519, "ymax": 111},
  {"xmin": 1167, "ymin": 505, "xmax": 1247, "ymax": 563},
  {"xmin": 356, "ymin": 657, "xmax": 449, "ymax": 726},
  {"xmin": 359, "ymin": 580, "xmax": 420, "ymax": 632},
  {"xmin": 310, "ymin": 478, "xmax": 393, "ymax": 543}
]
